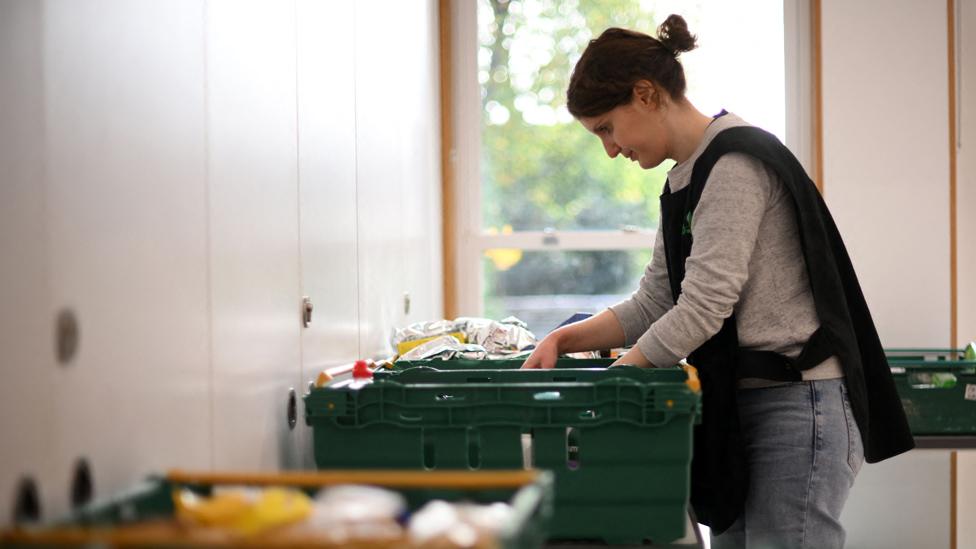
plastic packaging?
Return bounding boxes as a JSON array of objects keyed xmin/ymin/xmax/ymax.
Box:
[
  {"xmin": 398, "ymin": 335, "xmax": 489, "ymax": 362},
  {"xmin": 392, "ymin": 317, "xmax": 538, "ymax": 360},
  {"xmin": 285, "ymin": 484, "xmax": 406, "ymax": 544},
  {"xmin": 456, "ymin": 316, "xmax": 536, "ymax": 356},
  {"xmin": 407, "ymin": 499, "xmax": 511, "ymax": 549},
  {"xmin": 394, "ymin": 320, "xmax": 463, "ymax": 349}
]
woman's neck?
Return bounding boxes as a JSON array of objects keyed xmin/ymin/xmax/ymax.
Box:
[{"xmin": 664, "ymin": 101, "xmax": 714, "ymax": 165}]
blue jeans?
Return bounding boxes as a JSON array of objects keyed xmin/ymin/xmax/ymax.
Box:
[{"xmin": 710, "ymin": 378, "xmax": 864, "ymax": 549}]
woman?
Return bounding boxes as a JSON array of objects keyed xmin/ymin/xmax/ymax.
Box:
[{"xmin": 521, "ymin": 16, "xmax": 914, "ymax": 549}]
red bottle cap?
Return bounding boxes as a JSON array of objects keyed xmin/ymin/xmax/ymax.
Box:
[{"xmin": 352, "ymin": 359, "xmax": 373, "ymax": 379}]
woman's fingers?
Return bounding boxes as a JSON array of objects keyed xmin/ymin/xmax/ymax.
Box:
[
  {"xmin": 522, "ymin": 334, "xmax": 563, "ymax": 369},
  {"xmin": 521, "ymin": 345, "xmax": 551, "ymax": 369},
  {"xmin": 533, "ymin": 350, "xmax": 557, "ymax": 369}
]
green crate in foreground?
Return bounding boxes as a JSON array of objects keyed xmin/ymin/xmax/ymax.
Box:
[
  {"xmin": 305, "ymin": 365, "xmax": 701, "ymax": 545},
  {"xmin": 1, "ymin": 470, "xmax": 552, "ymax": 549}
]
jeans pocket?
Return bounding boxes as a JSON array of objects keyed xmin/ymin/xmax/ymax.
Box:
[{"xmin": 840, "ymin": 383, "xmax": 864, "ymax": 475}]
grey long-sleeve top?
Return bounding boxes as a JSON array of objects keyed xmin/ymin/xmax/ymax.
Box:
[{"xmin": 609, "ymin": 112, "xmax": 843, "ymax": 381}]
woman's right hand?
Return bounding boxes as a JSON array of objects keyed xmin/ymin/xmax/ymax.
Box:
[
  {"xmin": 521, "ymin": 310, "xmax": 626, "ymax": 369},
  {"xmin": 521, "ymin": 331, "xmax": 562, "ymax": 369}
]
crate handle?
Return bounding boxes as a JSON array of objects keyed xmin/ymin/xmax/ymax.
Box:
[
  {"xmin": 533, "ymin": 391, "xmax": 562, "ymax": 401},
  {"xmin": 436, "ymin": 393, "xmax": 465, "ymax": 402},
  {"xmin": 398, "ymin": 412, "xmax": 424, "ymax": 422}
]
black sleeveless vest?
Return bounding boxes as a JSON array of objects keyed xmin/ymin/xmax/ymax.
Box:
[{"xmin": 659, "ymin": 123, "xmax": 915, "ymax": 533}]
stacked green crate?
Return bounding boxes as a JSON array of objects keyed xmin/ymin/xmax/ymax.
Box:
[
  {"xmin": 305, "ymin": 365, "xmax": 701, "ymax": 545},
  {"xmin": 887, "ymin": 346, "xmax": 976, "ymax": 435}
]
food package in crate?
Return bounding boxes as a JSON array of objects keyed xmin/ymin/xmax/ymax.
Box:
[{"xmin": 393, "ymin": 316, "xmax": 537, "ymax": 361}]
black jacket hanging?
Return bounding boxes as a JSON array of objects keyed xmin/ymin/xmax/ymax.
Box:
[{"xmin": 660, "ymin": 123, "xmax": 915, "ymax": 533}]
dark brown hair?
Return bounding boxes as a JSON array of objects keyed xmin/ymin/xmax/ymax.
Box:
[{"xmin": 567, "ymin": 15, "xmax": 697, "ymax": 118}]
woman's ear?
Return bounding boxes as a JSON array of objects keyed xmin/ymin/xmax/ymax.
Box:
[{"xmin": 633, "ymin": 80, "xmax": 663, "ymax": 110}]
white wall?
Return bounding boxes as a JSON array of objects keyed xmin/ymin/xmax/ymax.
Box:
[
  {"xmin": 961, "ymin": 452, "xmax": 976, "ymax": 549},
  {"xmin": 822, "ymin": 0, "xmax": 951, "ymax": 348},
  {"xmin": 0, "ymin": 0, "xmax": 442, "ymax": 523},
  {"xmin": 821, "ymin": 1, "xmax": 972, "ymax": 548},
  {"xmin": 844, "ymin": 450, "xmax": 951, "ymax": 549}
]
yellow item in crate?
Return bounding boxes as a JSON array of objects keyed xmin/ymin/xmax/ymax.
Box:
[
  {"xmin": 679, "ymin": 360, "xmax": 701, "ymax": 393},
  {"xmin": 174, "ymin": 489, "xmax": 251, "ymax": 526},
  {"xmin": 397, "ymin": 332, "xmax": 467, "ymax": 356},
  {"xmin": 965, "ymin": 341, "xmax": 976, "ymax": 362},
  {"xmin": 315, "ymin": 370, "xmax": 334, "ymax": 387},
  {"xmin": 174, "ymin": 486, "xmax": 313, "ymax": 536}
]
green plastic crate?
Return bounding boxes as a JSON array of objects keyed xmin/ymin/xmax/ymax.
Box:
[
  {"xmin": 886, "ymin": 350, "xmax": 976, "ymax": 435},
  {"xmin": 1, "ymin": 470, "xmax": 552, "ymax": 549},
  {"xmin": 885, "ymin": 344, "xmax": 976, "ymax": 363},
  {"xmin": 306, "ymin": 365, "xmax": 701, "ymax": 545},
  {"xmin": 392, "ymin": 357, "xmax": 617, "ymax": 370}
]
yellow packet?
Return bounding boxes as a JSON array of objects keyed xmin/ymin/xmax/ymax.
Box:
[
  {"xmin": 175, "ymin": 488, "xmax": 251, "ymax": 526},
  {"xmin": 397, "ymin": 332, "xmax": 466, "ymax": 356},
  {"xmin": 231, "ymin": 487, "xmax": 313, "ymax": 536},
  {"xmin": 174, "ymin": 487, "xmax": 312, "ymax": 536}
]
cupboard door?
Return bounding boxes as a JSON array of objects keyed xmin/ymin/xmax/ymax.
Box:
[
  {"xmin": 207, "ymin": 0, "xmax": 303, "ymax": 470},
  {"xmin": 394, "ymin": 0, "xmax": 444, "ymax": 326},
  {"xmin": 0, "ymin": 0, "xmax": 58, "ymax": 522},
  {"xmin": 296, "ymin": 0, "xmax": 360, "ymax": 468},
  {"xmin": 42, "ymin": 0, "xmax": 211, "ymax": 516},
  {"xmin": 354, "ymin": 0, "xmax": 408, "ymax": 359}
]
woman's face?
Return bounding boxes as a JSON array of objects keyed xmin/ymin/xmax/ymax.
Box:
[{"xmin": 578, "ymin": 84, "xmax": 670, "ymax": 170}]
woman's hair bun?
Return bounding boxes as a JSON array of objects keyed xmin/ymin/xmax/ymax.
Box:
[{"xmin": 657, "ymin": 14, "xmax": 697, "ymax": 56}]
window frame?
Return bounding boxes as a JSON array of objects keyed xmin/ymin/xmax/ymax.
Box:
[{"xmin": 445, "ymin": 0, "xmax": 815, "ymax": 318}]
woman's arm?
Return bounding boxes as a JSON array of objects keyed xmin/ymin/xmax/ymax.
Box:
[
  {"xmin": 611, "ymin": 344, "xmax": 653, "ymax": 368},
  {"xmin": 521, "ymin": 308, "xmax": 626, "ymax": 369},
  {"xmin": 634, "ymin": 153, "xmax": 773, "ymax": 367},
  {"xmin": 610, "ymin": 229, "xmax": 674, "ymax": 344}
]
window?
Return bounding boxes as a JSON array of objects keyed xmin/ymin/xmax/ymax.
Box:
[{"xmin": 453, "ymin": 0, "xmax": 805, "ymax": 337}]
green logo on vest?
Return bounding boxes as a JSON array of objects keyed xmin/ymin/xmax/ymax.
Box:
[{"xmin": 681, "ymin": 211, "xmax": 693, "ymax": 236}]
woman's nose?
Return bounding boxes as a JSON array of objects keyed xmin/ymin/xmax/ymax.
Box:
[{"xmin": 603, "ymin": 140, "xmax": 621, "ymax": 158}]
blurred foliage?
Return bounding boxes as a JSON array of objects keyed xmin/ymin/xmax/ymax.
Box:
[
  {"xmin": 480, "ymin": 0, "xmax": 667, "ymax": 301},
  {"xmin": 487, "ymin": 249, "xmax": 648, "ymax": 295}
]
